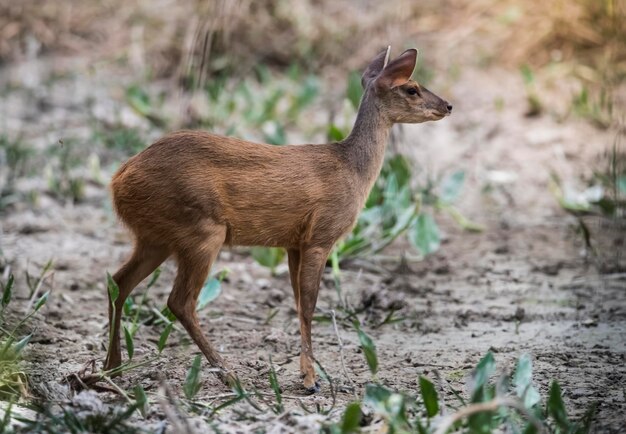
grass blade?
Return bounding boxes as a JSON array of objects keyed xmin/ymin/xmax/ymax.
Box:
[{"xmin": 183, "ymin": 354, "xmax": 203, "ymax": 400}]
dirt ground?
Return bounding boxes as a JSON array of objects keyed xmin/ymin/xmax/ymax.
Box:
[{"xmin": 1, "ymin": 54, "xmax": 625, "ymax": 433}]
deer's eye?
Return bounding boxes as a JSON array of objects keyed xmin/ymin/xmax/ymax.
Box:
[{"xmin": 406, "ymin": 87, "xmax": 419, "ymax": 96}]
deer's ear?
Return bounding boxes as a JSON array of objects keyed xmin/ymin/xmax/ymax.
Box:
[
  {"xmin": 361, "ymin": 47, "xmax": 390, "ymax": 89},
  {"xmin": 376, "ymin": 49, "xmax": 418, "ymax": 89}
]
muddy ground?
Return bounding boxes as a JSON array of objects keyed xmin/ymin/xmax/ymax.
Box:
[{"xmin": 1, "ymin": 56, "xmax": 625, "ymax": 433}]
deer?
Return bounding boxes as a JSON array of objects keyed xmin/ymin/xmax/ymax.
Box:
[{"xmin": 104, "ymin": 46, "xmax": 452, "ymax": 394}]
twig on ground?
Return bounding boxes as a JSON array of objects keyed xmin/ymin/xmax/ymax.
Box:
[
  {"xmin": 330, "ymin": 309, "xmax": 358, "ymax": 399},
  {"xmin": 433, "ymin": 397, "xmax": 546, "ymax": 434},
  {"xmin": 157, "ymin": 380, "xmax": 197, "ymax": 434}
]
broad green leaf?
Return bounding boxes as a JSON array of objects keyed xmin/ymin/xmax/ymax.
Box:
[
  {"xmin": 13, "ymin": 333, "xmax": 32, "ymax": 354},
  {"xmin": 33, "ymin": 291, "xmax": 50, "ymax": 312},
  {"xmin": 471, "ymin": 352, "xmax": 496, "ymax": 400},
  {"xmin": 251, "ymin": 247, "xmax": 285, "ymax": 274},
  {"xmin": 364, "ymin": 383, "xmax": 392, "ymax": 415},
  {"xmin": 134, "ymin": 384, "xmax": 148, "ymax": 417},
  {"xmin": 514, "ymin": 354, "xmax": 541, "ymax": 409},
  {"xmin": 409, "ymin": 213, "xmax": 441, "ymax": 255},
  {"xmin": 357, "ymin": 329, "xmax": 378, "ymax": 375},
  {"xmin": 107, "ymin": 272, "xmax": 119, "ymax": 303},
  {"xmin": 340, "ymin": 402, "xmax": 362, "ymax": 433},
  {"xmin": 419, "ymin": 376, "xmax": 439, "ymax": 418},
  {"xmin": 547, "ymin": 381, "xmax": 570, "ymax": 430},
  {"xmin": 123, "ymin": 297, "xmax": 134, "ymax": 316},
  {"xmin": 123, "ymin": 325, "xmax": 134, "ymax": 360},
  {"xmin": 468, "ymin": 408, "xmax": 495, "ymax": 434},
  {"xmin": 387, "ymin": 155, "xmax": 412, "ymax": 189},
  {"xmin": 440, "ymin": 170, "xmax": 465, "ymax": 203},
  {"xmin": 364, "ymin": 384, "xmax": 409, "ymax": 427},
  {"xmin": 196, "ymin": 277, "xmax": 222, "ymax": 311},
  {"xmin": 183, "ymin": 354, "xmax": 203, "ymax": 400},
  {"xmin": 157, "ymin": 323, "xmax": 173, "ymax": 353},
  {"xmin": 346, "ymin": 71, "xmax": 363, "ymax": 110}
]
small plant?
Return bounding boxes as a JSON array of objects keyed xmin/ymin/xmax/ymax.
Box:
[
  {"xmin": 571, "ymin": 85, "xmax": 613, "ymax": 129},
  {"xmin": 326, "ymin": 345, "xmax": 595, "ymax": 433},
  {"xmin": 183, "ymin": 354, "xmax": 203, "ymax": 400},
  {"xmin": 93, "ymin": 125, "xmax": 146, "ymax": 157},
  {"xmin": 251, "ymin": 247, "xmax": 285, "ymax": 276},
  {"xmin": 0, "ymin": 274, "xmax": 50, "ymax": 400},
  {"xmin": 0, "ymin": 135, "xmax": 33, "ymax": 197},
  {"xmin": 520, "ymin": 64, "xmax": 542, "ymax": 117},
  {"xmin": 337, "ymin": 154, "xmax": 481, "ymax": 260},
  {"xmin": 45, "ymin": 139, "xmax": 89, "ymax": 203}
]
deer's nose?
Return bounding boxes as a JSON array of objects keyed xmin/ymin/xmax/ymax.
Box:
[{"xmin": 447, "ymin": 104, "xmax": 453, "ymax": 112}]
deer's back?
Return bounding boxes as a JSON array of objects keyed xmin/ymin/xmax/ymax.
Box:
[{"xmin": 111, "ymin": 131, "xmax": 361, "ymax": 248}]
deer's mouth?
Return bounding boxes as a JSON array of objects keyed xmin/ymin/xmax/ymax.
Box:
[{"xmin": 430, "ymin": 111, "xmax": 448, "ymax": 120}]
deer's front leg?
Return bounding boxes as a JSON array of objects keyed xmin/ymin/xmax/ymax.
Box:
[{"xmin": 297, "ymin": 245, "xmax": 331, "ymax": 393}]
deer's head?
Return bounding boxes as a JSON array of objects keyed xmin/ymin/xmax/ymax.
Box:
[{"xmin": 361, "ymin": 47, "xmax": 452, "ymax": 124}]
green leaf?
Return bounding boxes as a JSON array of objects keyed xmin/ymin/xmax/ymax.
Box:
[
  {"xmin": 126, "ymin": 85, "xmax": 152, "ymax": 117},
  {"xmin": 419, "ymin": 376, "xmax": 439, "ymax": 418},
  {"xmin": 327, "ymin": 124, "xmax": 346, "ymax": 142},
  {"xmin": 387, "ymin": 155, "xmax": 412, "ymax": 189},
  {"xmin": 574, "ymin": 402, "xmax": 597, "ymax": 434},
  {"xmin": 13, "ymin": 333, "xmax": 32, "ymax": 354},
  {"xmin": 251, "ymin": 247, "xmax": 285, "ymax": 275},
  {"xmin": 268, "ymin": 357, "xmax": 283, "ymax": 412},
  {"xmin": 183, "ymin": 354, "xmax": 203, "ymax": 400},
  {"xmin": 363, "ymin": 383, "xmax": 392, "ymax": 415},
  {"xmin": 157, "ymin": 323, "xmax": 173, "ymax": 353},
  {"xmin": 514, "ymin": 354, "xmax": 541, "ymax": 409},
  {"xmin": 357, "ymin": 328, "xmax": 378, "ymax": 375},
  {"xmin": 617, "ymin": 176, "xmax": 626, "ymax": 195},
  {"xmin": 107, "ymin": 272, "xmax": 119, "ymax": 303},
  {"xmin": 409, "ymin": 213, "xmax": 441, "ymax": 255},
  {"xmin": 196, "ymin": 277, "xmax": 222, "ymax": 311},
  {"xmin": 123, "ymin": 297, "xmax": 134, "ymax": 317},
  {"xmin": 364, "ymin": 384, "xmax": 409, "ymax": 427},
  {"xmin": 1, "ymin": 274, "xmax": 14, "ymax": 308},
  {"xmin": 520, "ymin": 65, "xmax": 535, "ymax": 85},
  {"xmin": 471, "ymin": 352, "xmax": 496, "ymax": 401},
  {"xmin": 263, "ymin": 121, "xmax": 286, "ymax": 146},
  {"xmin": 340, "ymin": 402, "xmax": 362, "ymax": 433},
  {"xmin": 146, "ymin": 267, "xmax": 161, "ymax": 289},
  {"xmin": 440, "ymin": 170, "xmax": 465, "ymax": 203},
  {"xmin": 547, "ymin": 381, "xmax": 570, "ymax": 430},
  {"xmin": 123, "ymin": 325, "xmax": 134, "ymax": 360},
  {"xmin": 134, "ymin": 384, "xmax": 148, "ymax": 417},
  {"xmin": 33, "ymin": 291, "xmax": 50, "ymax": 312},
  {"xmin": 346, "ymin": 71, "xmax": 363, "ymax": 110}
]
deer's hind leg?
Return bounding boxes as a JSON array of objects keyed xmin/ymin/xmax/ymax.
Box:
[
  {"xmin": 167, "ymin": 223, "xmax": 235, "ymax": 385},
  {"xmin": 105, "ymin": 241, "xmax": 170, "ymax": 372}
]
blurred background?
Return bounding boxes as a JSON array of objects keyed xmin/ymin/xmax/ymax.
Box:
[{"xmin": 0, "ymin": 0, "xmax": 624, "ymax": 432}]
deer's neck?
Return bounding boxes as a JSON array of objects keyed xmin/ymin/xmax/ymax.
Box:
[{"xmin": 338, "ymin": 92, "xmax": 392, "ymax": 196}]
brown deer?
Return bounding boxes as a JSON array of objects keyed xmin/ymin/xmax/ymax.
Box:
[{"xmin": 104, "ymin": 46, "xmax": 451, "ymax": 393}]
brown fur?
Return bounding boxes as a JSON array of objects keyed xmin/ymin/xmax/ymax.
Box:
[{"xmin": 104, "ymin": 47, "xmax": 451, "ymax": 392}]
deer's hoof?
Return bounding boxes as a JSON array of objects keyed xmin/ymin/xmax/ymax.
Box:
[{"xmin": 305, "ymin": 380, "xmax": 321, "ymax": 395}]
